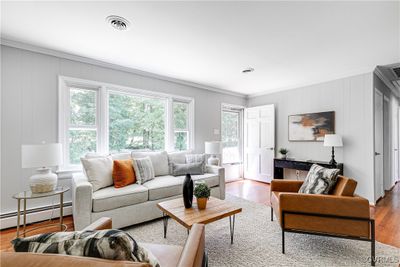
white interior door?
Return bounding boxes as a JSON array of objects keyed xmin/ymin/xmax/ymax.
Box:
[
  {"xmin": 374, "ymin": 89, "xmax": 384, "ymax": 202},
  {"xmin": 383, "ymin": 96, "xmax": 391, "ymax": 191},
  {"xmin": 244, "ymin": 104, "xmax": 275, "ymax": 182}
]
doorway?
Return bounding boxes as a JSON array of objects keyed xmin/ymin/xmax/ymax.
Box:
[
  {"xmin": 221, "ymin": 104, "xmax": 244, "ymax": 182},
  {"xmin": 244, "ymin": 104, "xmax": 275, "ymax": 183},
  {"xmin": 374, "ymin": 89, "xmax": 384, "ymax": 202}
]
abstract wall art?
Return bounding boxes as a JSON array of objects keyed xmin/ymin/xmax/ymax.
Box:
[{"xmin": 288, "ymin": 111, "xmax": 335, "ymax": 141}]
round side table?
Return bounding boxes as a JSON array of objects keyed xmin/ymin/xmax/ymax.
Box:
[{"xmin": 12, "ymin": 186, "xmax": 70, "ymax": 237}]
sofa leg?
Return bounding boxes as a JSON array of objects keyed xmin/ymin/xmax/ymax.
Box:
[
  {"xmin": 371, "ymin": 220, "xmax": 375, "ymax": 266},
  {"xmin": 282, "ymin": 229, "xmax": 285, "ymax": 254},
  {"xmin": 271, "ymin": 206, "xmax": 273, "ymax": 222}
]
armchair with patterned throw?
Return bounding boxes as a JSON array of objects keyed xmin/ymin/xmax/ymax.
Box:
[
  {"xmin": 2, "ymin": 217, "xmax": 207, "ymax": 267},
  {"xmin": 270, "ymin": 176, "xmax": 375, "ymax": 266}
]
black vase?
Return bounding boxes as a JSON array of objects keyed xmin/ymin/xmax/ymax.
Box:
[{"xmin": 183, "ymin": 174, "xmax": 193, "ymax": 208}]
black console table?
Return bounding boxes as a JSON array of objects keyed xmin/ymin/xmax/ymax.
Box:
[{"xmin": 274, "ymin": 158, "xmax": 343, "ymax": 179}]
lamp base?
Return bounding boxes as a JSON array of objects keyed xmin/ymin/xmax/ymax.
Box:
[
  {"xmin": 29, "ymin": 168, "xmax": 57, "ymax": 193},
  {"xmin": 207, "ymin": 155, "xmax": 220, "ymax": 166}
]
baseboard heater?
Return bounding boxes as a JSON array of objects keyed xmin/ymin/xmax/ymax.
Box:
[{"xmin": 0, "ymin": 201, "xmax": 72, "ymax": 230}]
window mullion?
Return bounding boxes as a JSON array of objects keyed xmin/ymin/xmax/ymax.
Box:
[
  {"xmin": 99, "ymin": 86, "xmax": 108, "ymax": 155},
  {"xmin": 167, "ymin": 98, "xmax": 174, "ymax": 151}
]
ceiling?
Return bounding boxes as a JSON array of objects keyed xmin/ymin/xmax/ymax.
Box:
[{"xmin": 1, "ymin": 1, "xmax": 399, "ymax": 97}]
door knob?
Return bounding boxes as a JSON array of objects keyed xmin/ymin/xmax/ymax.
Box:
[{"xmin": 375, "ymin": 152, "xmax": 381, "ymax": 156}]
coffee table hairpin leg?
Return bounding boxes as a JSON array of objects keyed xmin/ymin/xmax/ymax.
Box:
[
  {"xmin": 163, "ymin": 212, "xmax": 168, "ymax": 238},
  {"xmin": 229, "ymin": 215, "xmax": 236, "ymax": 244}
]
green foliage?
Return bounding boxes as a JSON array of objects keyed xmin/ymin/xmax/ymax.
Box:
[
  {"xmin": 279, "ymin": 148, "xmax": 289, "ymax": 155},
  {"xmin": 222, "ymin": 111, "xmax": 239, "ymax": 148},
  {"xmin": 68, "ymin": 88, "xmax": 190, "ymax": 164},
  {"xmin": 194, "ymin": 183, "xmax": 211, "ymax": 199},
  {"xmin": 108, "ymin": 93, "xmax": 165, "ymax": 152},
  {"xmin": 70, "ymin": 89, "xmax": 96, "ymax": 126}
]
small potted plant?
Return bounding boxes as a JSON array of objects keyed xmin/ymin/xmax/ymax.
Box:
[
  {"xmin": 194, "ymin": 182, "xmax": 211, "ymax": 210},
  {"xmin": 279, "ymin": 148, "xmax": 289, "ymax": 159}
]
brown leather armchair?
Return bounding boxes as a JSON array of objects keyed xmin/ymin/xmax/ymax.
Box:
[
  {"xmin": 2, "ymin": 217, "xmax": 207, "ymax": 267},
  {"xmin": 270, "ymin": 176, "xmax": 376, "ymax": 266}
]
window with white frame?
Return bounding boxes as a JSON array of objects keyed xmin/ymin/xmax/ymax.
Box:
[
  {"xmin": 173, "ymin": 101, "xmax": 190, "ymax": 151},
  {"xmin": 108, "ymin": 91, "xmax": 167, "ymax": 153},
  {"xmin": 59, "ymin": 77, "xmax": 194, "ymax": 169},
  {"xmin": 68, "ymin": 88, "xmax": 98, "ymax": 165}
]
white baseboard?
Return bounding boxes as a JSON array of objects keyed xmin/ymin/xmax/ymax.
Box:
[{"xmin": 0, "ymin": 206, "xmax": 72, "ymax": 230}]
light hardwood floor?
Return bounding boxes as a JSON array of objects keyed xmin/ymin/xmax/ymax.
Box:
[{"xmin": 1, "ymin": 180, "xmax": 399, "ymax": 251}]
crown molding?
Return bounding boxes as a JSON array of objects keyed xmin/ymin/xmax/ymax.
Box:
[{"xmin": 0, "ymin": 38, "xmax": 246, "ymax": 98}]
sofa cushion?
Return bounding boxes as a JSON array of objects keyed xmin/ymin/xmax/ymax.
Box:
[
  {"xmin": 167, "ymin": 151, "xmax": 189, "ymax": 164},
  {"xmin": 191, "ymin": 173, "xmax": 220, "ymax": 188},
  {"xmin": 111, "ymin": 153, "xmax": 132, "ymax": 160},
  {"xmin": 141, "ymin": 243, "xmax": 182, "ymax": 267},
  {"xmin": 81, "ymin": 156, "xmax": 113, "ymax": 192},
  {"xmin": 92, "ymin": 184, "xmax": 148, "ymax": 212},
  {"xmin": 131, "ymin": 151, "xmax": 169, "ymax": 176},
  {"xmin": 142, "ymin": 176, "xmax": 184, "ymax": 201}
]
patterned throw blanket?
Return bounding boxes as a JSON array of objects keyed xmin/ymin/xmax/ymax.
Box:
[{"xmin": 12, "ymin": 229, "xmax": 160, "ymax": 267}]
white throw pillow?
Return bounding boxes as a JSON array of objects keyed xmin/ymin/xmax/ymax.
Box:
[
  {"xmin": 133, "ymin": 157, "xmax": 155, "ymax": 185},
  {"xmin": 81, "ymin": 156, "xmax": 113, "ymax": 191},
  {"xmin": 131, "ymin": 151, "xmax": 169, "ymax": 176}
]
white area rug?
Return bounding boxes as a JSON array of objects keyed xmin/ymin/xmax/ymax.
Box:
[{"xmin": 125, "ymin": 194, "xmax": 400, "ymax": 266}]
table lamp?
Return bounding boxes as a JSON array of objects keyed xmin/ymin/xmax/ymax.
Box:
[
  {"xmin": 22, "ymin": 143, "xmax": 63, "ymax": 193},
  {"xmin": 323, "ymin": 134, "xmax": 343, "ymax": 166},
  {"xmin": 205, "ymin": 141, "xmax": 222, "ymax": 166}
]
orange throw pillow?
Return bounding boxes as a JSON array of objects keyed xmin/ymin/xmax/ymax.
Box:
[{"xmin": 112, "ymin": 159, "xmax": 136, "ymax": 188}]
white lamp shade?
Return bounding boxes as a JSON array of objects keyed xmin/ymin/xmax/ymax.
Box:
[
  {"xmin": 22, "ymin": 143, "xmax": 63, "ymax": 168},
  {"xmin": 205, "ymin": 141, "xmax": 222, "ymax": 155},
  {"xmin": 323, "ymin": 134, "xmax": 343, "ymax": 147}
]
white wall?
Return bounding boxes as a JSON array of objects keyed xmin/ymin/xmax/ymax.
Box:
[
  {"xmin": 247, "ymin": 73, "xmax": 375, "ymax": 202},
  {"xmin": 0, "ymin": 45, "xmax": 246, "ymax": 220}
]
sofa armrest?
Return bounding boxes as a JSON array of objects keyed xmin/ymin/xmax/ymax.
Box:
[
  {"xmin": 177, "ymin": 224, "xmax": 206, "ymax": 267},
  {"xmin": 206, "ymin": 165, "xmax": 225, "ymax": 200},
  {"xmin": 72, "ymin": 172, "xmax": 93, "ymax": 230},
  {"xmin": 82, "ymin": 217, "xmax": 112, "ymax": 231},
  {"xmin": 270, "ymin": 180, "xmax": 303, "ymax": 193},
  {"xmin": 279, "ymin": 193, "xmax": 370, "ymax": 219}
]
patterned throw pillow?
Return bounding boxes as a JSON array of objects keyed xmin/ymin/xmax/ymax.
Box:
[
  {"xmin": 12, "ymin": 229, "xmax": 159, "ymax": 266},
  {"xmin": 185, "ymin": 154, "xmax": 206, "ymax": 172},
  {"xmin": 298, "ymin": 164, "xmax": 340, "ymax": 194},
  {"xmin": 132, "ymin": 156, "xmax": 155, "ymax": 185}
]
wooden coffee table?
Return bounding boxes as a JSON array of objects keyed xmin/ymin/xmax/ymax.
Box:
[{"xmin": 157, "ymin": 197, "xmax": 242, "ymax": 244}]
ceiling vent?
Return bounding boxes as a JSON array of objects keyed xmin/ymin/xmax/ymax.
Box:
[
  {"xmin": 242, "ymin": 67, "xmax": 255, "ymax": 74},
  {"xmin": 392, "ymin": 67, "xmax": 400, "ymax": 79},
  {"xmin": 106, "ymin": 15, "xmax": 130, "ymax": 31}
]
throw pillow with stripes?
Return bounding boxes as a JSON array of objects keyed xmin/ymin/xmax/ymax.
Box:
[{"xmin": 133, "ymin": 156, "xmax": 155, "ymax": 184}]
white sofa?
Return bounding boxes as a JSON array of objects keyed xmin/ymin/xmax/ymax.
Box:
[{"xmin": 72, "ymin": 151, "xmax": 225, "ymax": 230}]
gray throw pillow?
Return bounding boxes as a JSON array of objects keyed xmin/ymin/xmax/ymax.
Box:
[
  {"xmin": 171, "ymin": 162, "xmax": 204, "ymax": 176},
  {"xmin": 298, "ymin": 164, "xmax": 340, "ymax": 194},
  {"xmin": 185, "ymin": 154, "xmax": 206, "ymax": 172}
]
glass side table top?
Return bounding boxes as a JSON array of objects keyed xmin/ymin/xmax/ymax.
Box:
[{"xmin": 13, "ymin": 186, "xmax": 70, "ymax": 199}]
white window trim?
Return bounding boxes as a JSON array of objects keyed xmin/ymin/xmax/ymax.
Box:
[
  {"xmin": 221, "ymin": 103, "xmax": 245, "ymax": 165},
  {"xmin": 58, "ymin": 76, "xmax": 195, "ymax": 171}
]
